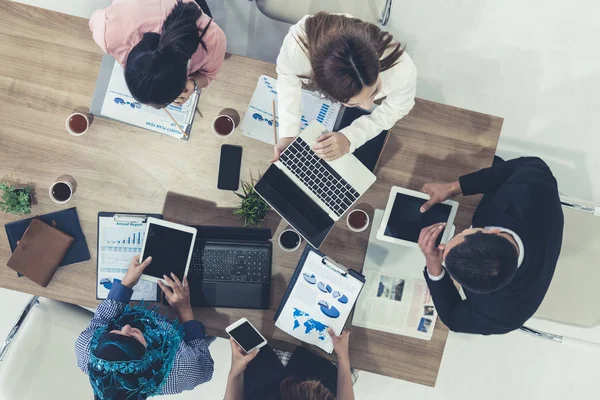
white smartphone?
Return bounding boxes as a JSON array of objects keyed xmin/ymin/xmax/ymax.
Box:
[
  {"xmin": 139, "ymin": 217, "xmax": 197, "ymax": 284},
  {"xmin": 226, "ymin": 318, "xmax": 267, "ymax": 353}
]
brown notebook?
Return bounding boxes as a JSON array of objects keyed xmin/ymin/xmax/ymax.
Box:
[{"xmin": 7, "ymin": 218, "xmax": 74, "ymax": 287}]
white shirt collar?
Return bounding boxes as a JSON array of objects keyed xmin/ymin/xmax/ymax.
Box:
[{"xmin": 484, "ymin": 226, "xmax": 525, "ymax": 268}]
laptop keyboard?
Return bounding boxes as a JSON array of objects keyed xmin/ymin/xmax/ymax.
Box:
[
  {"xmin": 279, "ymin": 139, "xmax": 360, "ymax": 217},
  {"xmin": 188, "ymin": 243, "xmax": 270, "ymax": 283}
]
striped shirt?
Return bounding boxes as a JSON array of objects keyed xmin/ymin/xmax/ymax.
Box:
[{"xmin": 75, "ymin": 281, "xmax": 214, "ymax": 395}]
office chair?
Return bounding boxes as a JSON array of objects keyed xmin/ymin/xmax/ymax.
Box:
[
  {"xmin": 519, "ymin": 195, "xmax": 600, "ymax": 350},
  {"xmin": 254, "ymin": 0, "xmax": 393, "ymax": 26},
  {"xmin": 0, "ymin": 297, "xmax": 93, "ymax": 399}
]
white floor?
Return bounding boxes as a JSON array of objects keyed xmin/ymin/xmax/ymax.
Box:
[{"xmin": 3, "ymin": 0, "xmax": 600, "ymax": 399}]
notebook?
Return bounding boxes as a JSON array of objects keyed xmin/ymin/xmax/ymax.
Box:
[
  {"xmin": 274, "ymin": 246, "xmax": 365, "ymax": 353},
  {"xmin": 5, "ymin": 208, "xmax": 91, "ymax": 276},
  {"xmin": 7, "ymin": 219, "xmax": 74, "ymax": 287}
]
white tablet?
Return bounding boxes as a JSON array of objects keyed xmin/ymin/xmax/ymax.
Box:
[
  {"xmin": 377, "ymin": 187, "xmax": 459, "ymax": 248},
  {"xmin": 139, "ymin": 218, "xmax": 197, "ymax": 284}
]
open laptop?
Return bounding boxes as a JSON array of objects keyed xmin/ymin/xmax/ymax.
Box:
[
  {"xmin": 172, "ymin": 226, "xmax": 272, "ymax": 309},
  {"xmin": 255, "ymin": 121, "xmax": 377, "ymax": 248}
]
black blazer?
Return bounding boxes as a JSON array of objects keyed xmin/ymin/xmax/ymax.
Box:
[{"xmin": 424, "ymin": 157, "xmax": 564, "ymax": 334}]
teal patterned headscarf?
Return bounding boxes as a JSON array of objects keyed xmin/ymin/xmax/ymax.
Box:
[{"xmin": 88, "ymin": 304, "xmax": 184, "ymax": 400}]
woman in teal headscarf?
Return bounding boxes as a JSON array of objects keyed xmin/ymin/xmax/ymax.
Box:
[{"xmin": 76, "ymin": 256, "xmax": 214, "ymax": 399}]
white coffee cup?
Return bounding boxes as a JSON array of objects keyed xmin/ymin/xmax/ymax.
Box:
[
  {"xmin": 346, "ymin": 209, "xmax": 370, "ymax": 232},
  {"xmin": 212, "ymin": 115, "xmax": 236, "ymax": 138},
  {"xmin": 278, "ymin": 229, "xmax": 302, "ymax": 252},
  {"xmin": 49, "ymin": 181, "xmax": 74, "ymax": 204},
  {"xmin": 65, "ymin": 112, "xmax": 90, "ymax": 136}
]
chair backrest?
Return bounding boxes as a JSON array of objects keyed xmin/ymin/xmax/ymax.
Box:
[
  {"xmin": 0, "ymin": 298, "xmax": 94, "ymax": 399},
  {"xmin": 534, "ymin": 196, "xmax": 600, "ymax": 327},
  {"xmin": 255, "ymin": 0, "xmax": 385, "ymax": 25}
]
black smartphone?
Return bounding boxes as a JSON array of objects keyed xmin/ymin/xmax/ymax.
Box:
[{"xmin": 217, "ymin": 144, "xmax": 242, "ymax": 190}]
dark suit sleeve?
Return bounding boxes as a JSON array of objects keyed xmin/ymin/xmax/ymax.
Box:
[
  {"xmin": 459, "ymin": 157, "xmax": 557, "ymax": 196},
  {"xmin": 424, "ymin": 269, "xmax": 499, "ymax": 334}
]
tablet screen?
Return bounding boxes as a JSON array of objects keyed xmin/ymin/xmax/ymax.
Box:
[
  {"xmin": 384, "ymin": 194, "xmax": 452, "ymax": 245},
  {"xmin": 142, "ymin": 224, "xmax": 195, "ymax": 280}
]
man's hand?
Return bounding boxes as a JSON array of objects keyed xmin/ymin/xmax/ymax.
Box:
[
  {"xmin": 312, "ymin": 132, "xmax": 350, "ymax": 161},
  {"xmin": 270, "ymin": 137, "xmax": 295, "ymax": 163},
  {"xmin": 158, "ymin": 273, "xmax": 194, "ymax": 322},
  {"xmin": 228, "ymin": 338, "xmax": 260, "ymax": 377},
  {"xmin": 420, "ymin": 181, "xmax": 462, "ymax": 213},
  {"xmin": 173, "ymin": 79, "xmax": 195, "ymax": 105},
  {"xmin": 328, "ymin": 328, "xmax": 350, "ymax": 362},
  {"xmin": 121, "ymin": 256, "xmax": 152, "ymax": 288},
  {"xmin": 418, "ymin": 223, "xmax": 446, "ymax": 277}
]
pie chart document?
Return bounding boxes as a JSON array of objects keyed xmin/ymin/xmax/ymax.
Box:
[{"xmin": 275, "ymin": 248, "xmax": 365, "ymax": 354}]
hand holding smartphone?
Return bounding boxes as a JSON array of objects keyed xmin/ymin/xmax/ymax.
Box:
[{"xmin": 226, "ymin": 318, "xmax": 267, "ymax": 353}]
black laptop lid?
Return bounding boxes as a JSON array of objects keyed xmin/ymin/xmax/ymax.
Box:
[
  {"xmin": 255, "ymin": 165, "xmax": 334, "ymax": 248},
  {"xmin": 191, "ymin": 225, "xmax": 272, "ymax": 242}
]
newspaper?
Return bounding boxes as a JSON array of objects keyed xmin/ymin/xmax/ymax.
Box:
[
  {"xmin": 241, "ymin": 75, "xmax": 341, "ymax": 144},
  {"xmin": 275, "ymin": 250, "xmax": 364, "ymax": 353},
  {"xmin": 352, "ymin": 210, "xmax": 438, "ymax": 340}
]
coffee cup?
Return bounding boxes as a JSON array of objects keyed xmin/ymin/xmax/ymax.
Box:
[
  {"xmin": 212, "ymin": 115, "xmax": 235, "ymax": 138},
  {"xmin": 278, "ymin": 229, "xmax": 302, "ymax": 252},
  {"xmin": 49, "ymin": 181, "xmax": 74, "ymax": 204},
  {"xmin": 65, "ymin": 112, "xmax": 90, "ymax": 136},
  {"xmin": 346, "ymin": 209, "xmax": 369, "ymax": 232}
]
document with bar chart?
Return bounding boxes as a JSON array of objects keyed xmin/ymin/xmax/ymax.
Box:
[
  {"xmin": 96, "ymin": 213, "xmax": 160, "ymax": 301},
  {"xmin": 241, "ymin": 75, "xmax": 341, "ymax": 145}
]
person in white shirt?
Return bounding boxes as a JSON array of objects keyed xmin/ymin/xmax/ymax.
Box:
[{"xmin": 273, "ymin": 12, "xmax": 417, "ymax": 162}]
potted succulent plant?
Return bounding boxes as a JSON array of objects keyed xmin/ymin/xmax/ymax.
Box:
[
  {"xmin": 234, "ymin": 178, "xmax": 270, "ymax": 226},
  {"xmin": 0, "ymin": 182, "xmax": 33, "ymax": 215}
]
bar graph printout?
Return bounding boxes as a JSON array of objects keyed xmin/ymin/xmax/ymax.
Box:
[{"xmin": 97, "ymin": 215, "xmax": 158, "ymax": 301}]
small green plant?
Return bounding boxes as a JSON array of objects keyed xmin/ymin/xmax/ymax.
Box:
[
  {"xmin": 234, "ymin": 179, "xmax": 270, "ymax": 226},
  {"xmin": 0, "ymin": 183, "xmax": 32, "ymax": 215}
]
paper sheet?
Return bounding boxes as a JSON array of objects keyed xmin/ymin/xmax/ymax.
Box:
[
  {"xmin": 351, "ymin": 210, "xmax": 439, "ymax": 340},
  {"xmin": 99, "ymin": 61, "xmax": 197, "ymax": 139},
  {"xmin": 97, "ymin": 216, "xmax": 158, "ymax": 301},
  {"xmin": 241, "ymin": 75, "xmax": 341, "ymax": 144},
  {"xmin": 275, "ymin": 251, "xmax": 364, "ymax": 353}
]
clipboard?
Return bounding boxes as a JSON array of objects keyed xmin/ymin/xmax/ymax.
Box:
[
  {"xmin": 275, "ymin": 246, "xmax": 366, "ymax": 321},
  {"xmin": 273, "ymin": 245, "xmax": 366, "ymax": 353},
  {"xmin": 96, "ymin": 212, "xmax": 162, "ymax": 301}
]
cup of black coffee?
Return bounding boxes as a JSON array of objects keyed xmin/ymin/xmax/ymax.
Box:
[
  {"xmin": 65, "ymin": 112, "xmax": 90, "ymax": 136},
  {"xmin": 278, "ymin": 229, "xmax": 301, "ymax": 252},
  {"xmin": 346, "ymin": 209, "xmax": 369, "ymax": 232},
  {"xmin": 49, "ymin": 181, "xmax": 73, "ymax": 204},
  {"xmin": 212, "ymin": 115, "xmax": 235, "ymax": 138}
]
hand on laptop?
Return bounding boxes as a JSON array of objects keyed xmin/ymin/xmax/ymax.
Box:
[
  {"xmin": 121, "ymin": 255, "xmax": 152, "ymax": 288},
  {"xmin": 420, "ymin": 181, "xmax": 462, "ymax": 213},
  {"xmin": 270, "ymin": 137, "xmax": 295, "ymax": 162},
  {"xmin": 159, "ymin": 273, "xmax": 194, "ymax": 323},
  {"xmin": 312, "ymin": 132, "xmax": 350, "ymax": 161}
]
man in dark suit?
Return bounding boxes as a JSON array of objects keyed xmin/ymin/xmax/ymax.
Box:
[{"xmin": 417, "ymin": 157, "xmax": 564, "ymax": 334}]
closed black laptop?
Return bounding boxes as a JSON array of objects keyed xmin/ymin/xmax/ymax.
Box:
[{"xmin": 171, "ymin": 225, "xmax": 272, "ymax": 309}]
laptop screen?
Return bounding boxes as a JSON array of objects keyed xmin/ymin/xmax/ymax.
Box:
[{"xmin": 255, "ymin": 165, "xmax": 334, "ymax": 248}]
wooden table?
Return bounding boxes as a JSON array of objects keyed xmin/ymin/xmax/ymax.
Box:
[{"xmin": 0, "ymin": 0, "xmax": 502, "ymax": 387}]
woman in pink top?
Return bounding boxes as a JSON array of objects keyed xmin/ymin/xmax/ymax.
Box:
[{"xmin": 90, "ymin": 0, "xmax": 226, "ymax": 107}]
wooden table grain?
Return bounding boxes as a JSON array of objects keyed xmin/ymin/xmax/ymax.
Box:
[{"xmin": 0, "ymin": 0, "xmax": 502, "ymax": 387}]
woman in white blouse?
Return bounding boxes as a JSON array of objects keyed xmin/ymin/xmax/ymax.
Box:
[{"xmin": 273, "ymin": 12, "xmax": 417, "ymax": 161}]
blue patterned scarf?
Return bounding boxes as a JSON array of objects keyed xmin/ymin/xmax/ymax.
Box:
[{"xmin": 88, "ymin": 303, "xmax": 184, "ymax": 400}]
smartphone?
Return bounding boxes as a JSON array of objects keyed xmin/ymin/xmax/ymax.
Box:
[
  {"xmin": 217, "ymin": 144, "xmax": 242, "ymax": 190},
  {"xmin": 226, "ymin": 318, "xmax": 267, "ymax": 353}
]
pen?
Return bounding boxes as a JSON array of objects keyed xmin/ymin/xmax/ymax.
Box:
[
  {"xmin": 164, "ymin": 108, "xmax": 189, "ymax": 140},
  {"xmin": 272, "ymin": 99, "xmax": 278, "ymax": 145}
]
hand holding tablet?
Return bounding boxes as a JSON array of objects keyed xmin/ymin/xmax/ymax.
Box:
[
  {"xmin": 139, "ymin": 218, "xmax": 197, "ymax": 285},
  {"xmin": 377, "ymin": 187, "xmax": 459, "ymax": 248}
]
